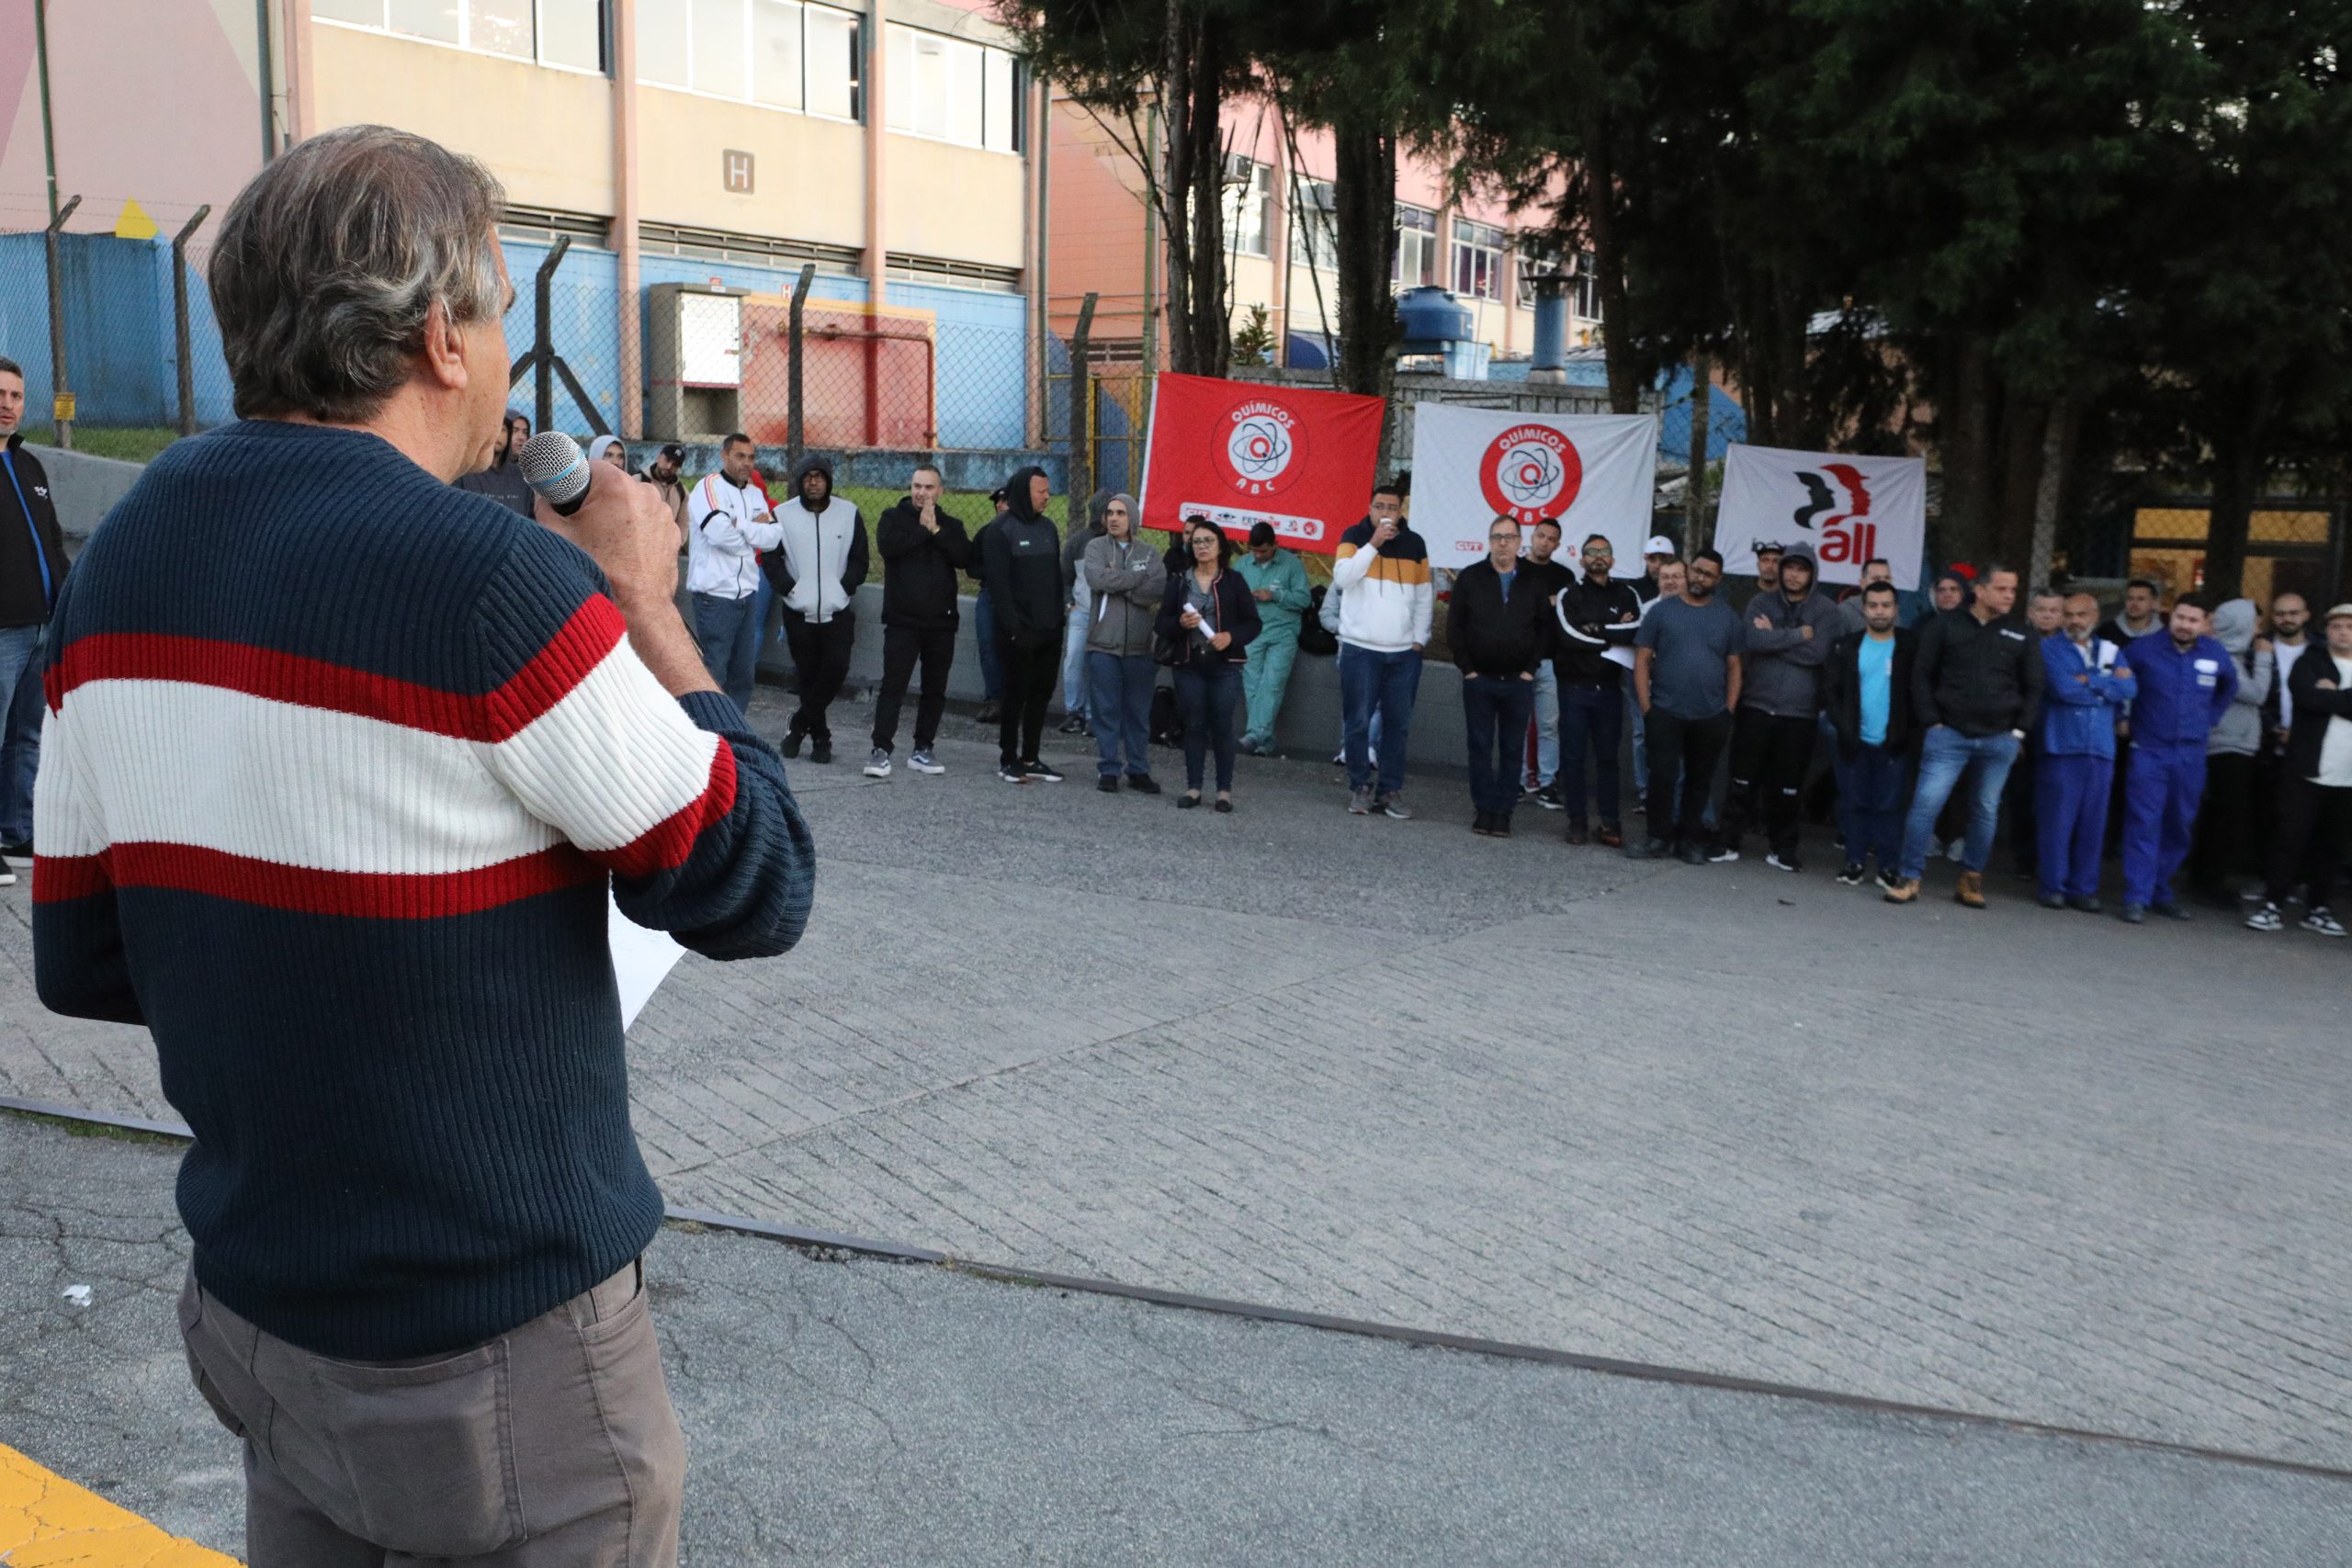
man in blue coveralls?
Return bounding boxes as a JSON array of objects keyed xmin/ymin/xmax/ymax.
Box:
[
  {"xmin": 2034, "ymin": 592, "xmax": 2137, "ymax": 912},
  {"xmin": 2116, "ymin": 592, "xmax": 2236, "ymax": 923}
]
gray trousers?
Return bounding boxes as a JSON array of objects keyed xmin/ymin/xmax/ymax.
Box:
[{"xmin": 179, "ymin": 1261, "xmax": 684, "ymax": 1566}]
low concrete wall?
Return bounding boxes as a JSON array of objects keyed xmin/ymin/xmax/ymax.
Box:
[
  {"xmin": 752, "ymin": 583, "xmax": 1488, "ymax": 769},
  {"xmin": 30, "ymin": 445, "xmax": 145, "ymax": 542}
]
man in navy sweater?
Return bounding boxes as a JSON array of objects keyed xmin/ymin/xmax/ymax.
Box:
[{"xmin": 34, "ymin": 126, "xmax": 812, "ymax": 1565}]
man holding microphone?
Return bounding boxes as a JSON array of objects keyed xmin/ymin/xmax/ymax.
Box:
[{"xmin": 34, "ymin": 126, "xmax": 813, "ymax": 1565}]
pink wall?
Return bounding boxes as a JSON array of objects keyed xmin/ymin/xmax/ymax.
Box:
[{"xmin": 0, "ymin": 0, "xmax": 267, "ymax": 248}]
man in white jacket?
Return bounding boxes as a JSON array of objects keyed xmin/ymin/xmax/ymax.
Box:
[
  {"xmin": 1331, "ymin": 483, "xmax": 1434, "ymax": 818},
  {"xmin": 767, "ymin": 455, "xmax": 868, "ymax": 763},
  {"xmin": 687, "ymin": 433, "xmax": 782, "ymax": 718}
]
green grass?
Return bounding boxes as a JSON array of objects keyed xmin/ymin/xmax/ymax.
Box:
[
  {"xmin": 19, "ymin": 425, "xmax": 182, "ymax": 464},
  {"xmin": 2, "ymin": 1105, "xmax": 187, "ymax": 1147}
]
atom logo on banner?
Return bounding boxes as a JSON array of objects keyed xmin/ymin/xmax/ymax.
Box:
[
  {"xmin": 1216, "ymin": 400, "xmax": 1306, "ymax": 497},
  {"xmin": 1478, "ymin": 423, "xmax": 1586, "ymax": 525}
]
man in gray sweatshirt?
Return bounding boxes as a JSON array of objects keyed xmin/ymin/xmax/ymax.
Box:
[{"xmin": 1714, "ymin": 540, "xmax": 1843, "ymax": 870}]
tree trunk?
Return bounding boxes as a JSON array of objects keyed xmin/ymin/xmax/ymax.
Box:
[
  {"xmin": 2204, "ymin": 411, "xmax": 2265, "ymax": 602},
  {"xmin": 1157, "ymin": 0, "xmax": 1227, "ymax": 378},
  {"xmin": 1996, "ymin": 390, "xmax": 2044, "ymax": 571},
  {"xmin": 1686, "ymin": 350, "xmax": 1712, "ymax": 550},
  {"xmin": 1937, "ymin": 332, "xmax": 1998, "ymax": 567},
  {"xmin": 1329, "ymin": 107, "xmax": 1396, "ymax": 402},
  {"xmin": 1579, "ymin": 112, "xmax": 1641, "ymax": 415},
  {"xmin": 2027, "ymin": 397, "xmax": 2077, "ymax": 592}
]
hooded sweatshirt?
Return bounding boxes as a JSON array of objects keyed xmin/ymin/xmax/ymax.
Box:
[
  {"xmin": 2204, "ymin": 598, "xmax": 2274, "ymax": 759},
  {"xmin": 1329, "ymin": 514, "xmax": 1433, "ymax": 652},
  {"xmin": 766, "ymin": 455, "xmax": 868, "ymax": 622},
  {"xmin": 1736, "ymin": 542, "xmax": 1842, "ymax": 716},
  {"xmin": 452, "ymin": 407, "xmax": 537, "ymax": 518},
  {"xmin": 1082, "ymin": 525, "xmax": 1168, "ymax": 658},
  {"xmin": 980, "ymin": 466, "xmax": 1065, "ymax": 646}
]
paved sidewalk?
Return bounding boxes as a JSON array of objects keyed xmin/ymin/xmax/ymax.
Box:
[
  {"xmin": 5, "ymin": 683, "xmax": 2348, "ymax": 1471},
  {"xmin": 6, "ymin": 1119, "xmax": 2349, "ymax": 1567}
]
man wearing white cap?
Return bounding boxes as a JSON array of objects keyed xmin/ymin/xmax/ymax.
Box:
[
  {"xmin": 1636, "ymin": 535, "xmax": 1679, "ymax": 604},
  {"xmin": 2245, "ymin": 602, "xmax": 2352, "ymax": 937}
]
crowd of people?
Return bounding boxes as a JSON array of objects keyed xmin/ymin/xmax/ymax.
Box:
[{"xmin": 454, "ymin": 430, "xmax": 2352, "ymax": 939}]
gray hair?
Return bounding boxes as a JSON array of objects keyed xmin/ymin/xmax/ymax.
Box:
[{"xmin": 209, "ymin": 125, "xmax": 507, "ymax": 422}]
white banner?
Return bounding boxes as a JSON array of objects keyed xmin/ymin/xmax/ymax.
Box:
[
  {"xmin": 1408, "ymin": 405, "xmax": 1659, "ymax": 578},
  {"xmin": 1714, "ymin": 444, "xmax": 1927, "ymax": 590}
]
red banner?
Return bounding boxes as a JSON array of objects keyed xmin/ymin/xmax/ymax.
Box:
[{"xmin": 1135, "ymin": 374, "xmax": 1385, "ymax": 555}]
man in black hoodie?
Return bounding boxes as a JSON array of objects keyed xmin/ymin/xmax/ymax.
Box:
[
  {"xmin": 0, "ymin": 356, "xmax": 67, "ymax": 885},
  {"xmin": 1448, "ymin": 516, "xmax": 1551, "ymax": 836},
  {"xmin": 979, "ymin": 466, "xmax": 1068, "ymax": 782},
  {"xmin": 866, "ymin": 461, "xmax": 970, "ymax": 778},
  {"xmin": 766, "ymin": 455, "xmax": 867, "ymax": 763}
]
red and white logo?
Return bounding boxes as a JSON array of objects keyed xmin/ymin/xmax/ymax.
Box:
[
  {"xmin": 1478, "ymin": 423, "xmax": 1585, "ymax": 525},
  {"xmin": 1793, "ymin": 462, "xmax": 1877, "ymax": 565},
  {"xmin": 1216, "ymin": 400, "xmax": 1306, "ymax": 497}
]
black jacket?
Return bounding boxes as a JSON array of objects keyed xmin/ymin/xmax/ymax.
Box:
[
  {"xmin": 1446, "ymin": 559, "xmax": 1553, "ymax": 679},
  {"xmin": 2280, "ymin": 645, "xmax": 2352, "ymax": 781},
  {"xmin": 1156, "ymin": 565, "xmax": 1261, "ymax": 667},
  {"xmin": 453, "ymin": 459, "xmax": 535, "ymax": 518},
  {"xmin": 1551, "ymin": 573, "xmax": 1644, "ymax": 686},
  {"xmin": 1913, "ymin": 606, "xmax": 2044, "ymax": 738},
  {"xmin": 1825, "ymin": 626, "xmax": 1919, "ymax": 760},
  {"xmin": 978, "ymin": 466, "xmax": 1064, "ymax": 646},
  {"xmin": 0, "ymin": 434, "xmax": 70, "ymax": 627},
  {"xmin": 876, "ymin": 496, "xmax": 972, "ymax": 630}
]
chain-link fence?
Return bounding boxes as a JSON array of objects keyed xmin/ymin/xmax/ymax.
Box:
[
  {"xmin": 2127, "ymin": 500, "xmax": 2345, "ymax": 609},
  {"xmin": 0, "ymin": 196, "xmax": 236, "ymax": 460}
]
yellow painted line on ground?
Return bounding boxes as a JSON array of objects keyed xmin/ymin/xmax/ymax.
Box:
[{"xmin": 0, "ymin": 1443, "xmax": 239, "ymax": 1566}]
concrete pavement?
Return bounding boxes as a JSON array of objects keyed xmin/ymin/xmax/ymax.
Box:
[{"xmin": 4, "ymin": 680, "xmax": 2347, "ymax": 1475}]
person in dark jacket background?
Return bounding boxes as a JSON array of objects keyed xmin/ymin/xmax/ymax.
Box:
[
  {"xmin": 2115, "ymin": 594, "xmax": 2236, "ymax": 922},
  {"xmin": 1887, "ymin": 562, "xmax": 2043, "ymax": 908},
  {"xmin": 980, "ymin": 466, "xmax": 1067, "ymax": 782},
  {"xmin": 2245, "ymin": 603, "xmax": 2352, "ymax": 937},
  {"xmin": 1449, "ymin": 516, "xmax": 1551, "ymax": 837},
  {"xmin": 1549, "ymin": 532, "xmax": 1643, "ymax": 845},
  {"xmin": 866, "ymin": 460, "xmax": 969, "ymax": 778},
  {"xmin": 967, "ymin": 487, "xmax": 1009, "ymax": 722},
  {"xmin": 0, "ymin": 356, "xmax": 66, "ymax": 884},
  {"xmin": 1157, "ymin": 517, "xmax": 1261, "ymax": 809},
  {"xmin": 1824, "ymin": 581, "xmax": 1917, "ymax": 889},
  {"xmin": 766, "ymin": 454, "xmax": 867, "ymax": 763},
  {"xmin": 453, "ymin": 403, "xmax": 535, "ymax": 516},
  {"xmin": 1715, "ymin": 540, "xmax": 1841, "ymax": 872}
]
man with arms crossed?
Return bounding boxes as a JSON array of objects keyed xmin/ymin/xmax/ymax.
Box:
[
  {"xmin": 867, "ymin": 461, "xmax": 969, "ymax": 777},
  {"xmin": 1630, "ymin": 549, "xmax": 1744, "ymax": 863},
  {"xmin": 35, "ymin": 127, "xmax": 814, "ymax": 1565}
]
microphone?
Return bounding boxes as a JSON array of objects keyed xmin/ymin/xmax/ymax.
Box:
[{"xmin": 518, "ymin": 431, "xmax": 593, "ymax": 517}]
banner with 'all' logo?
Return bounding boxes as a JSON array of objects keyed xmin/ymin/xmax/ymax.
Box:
[
  {"xmin": 1713, "ymin": 444, "xmax": 1928, "ymax": 590},
  {"xmin": 1135, "ymin": 374, "xmax": 1386, "ymax": 554},
  {"xmin": 1406, "ymin": 404, "xmax": 1660, "ymax": 576}
]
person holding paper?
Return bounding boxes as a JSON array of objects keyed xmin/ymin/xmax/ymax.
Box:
[
  {"xmin": 1156, "ymin": 517, "xmax": 1261, "ymax": 810},
  {"xmin": 1550, "ymin": 533, "xmax": 1644, "ymax": 847}
]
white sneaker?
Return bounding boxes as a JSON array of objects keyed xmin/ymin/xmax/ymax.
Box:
[
  {"xmin": 863, "ymin": 748, "xmax": 892, "ymax": 779},
  {"xmin": 907, "ymin": 750, "xmax": 944, "ymax": 775},
  {"xmin": 2302, "ymin": 907, "xmax": 2346, "ymax": 939},
  {"xmin": 2245, "ymin": 902, "xmax": 2283, "ymax": 932},
  {"xmin": 0, "ymin": 866, "xmax": 15, "ymax": 887}
]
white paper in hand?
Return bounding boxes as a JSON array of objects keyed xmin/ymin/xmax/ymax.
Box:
[{"xmin": 609, "ymin": 891, "xmax": 687, "ymax": 1030}]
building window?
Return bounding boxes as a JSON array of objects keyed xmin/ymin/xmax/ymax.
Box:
[
  {"xmin": 1290, "ymin": 178, "xmax": 1336, "ymax": 269},
  {"xmin": 1451, "ymin": 219, "xmax": 1503, "ymax": 301},
  {"xmin": 638, "ymin": 0, "xmax": 861, "ymax": 119},
  {"xmin": 1394, "ymin": 205, "xmax": 1438, "ymax": 289},
  {"xmin": 884, "ymin": 26, "xmax": 1023, "ymax": 152},
  {"xmin": 1221, "ymin": 157, "xmax": 1272, "ymax": 258},
  {"xmin": 317, "ymin": 0, "xmax": 606, "ymax": 71},
  {"xmin": 1571, "ymin": 249, "xmax": 1601, "ymax": 320}
]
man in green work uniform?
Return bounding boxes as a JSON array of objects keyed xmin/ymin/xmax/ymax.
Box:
[{"xmin": 1236, "ymin": 521, "xmax": 1314, "ymax": 754}]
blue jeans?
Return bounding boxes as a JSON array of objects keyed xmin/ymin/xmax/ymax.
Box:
[
  {"xmin": 1834, "ymin": 742, "xmax": 1908, "ymax": 873},
  {"xmin": 0, "ymin": 624, "xmax": 45, "ymax": 843},
  {"xmin": 1059, "ymin": 603, "xmax": 1092, "ymax": 723},
  {"xmin": 1530, "ymin": 663, "xmax": 1559, "ymax": 786},
  {"xmin": 690, "ymin": 592, "xmax": 763, "ymax": 719},
  {"xmin": 974, "ymin": 588, "xmax": 1003, "ymax": 702},
  {"xmin": 1462, "ymin": 675, "xmax": 1535, "ymax": 814},
  {"xmin": 1898, "ymin": 728, "xmax": 2021, "ymax": 879},
  {"xmin": 1557, "ymin": 682, "xmax": 1624, "ymax": 826},
  {"xmin": 1626, "ymin": 687, "xmax": 1648, "ymax": 795},
  {"xmin": 1340, "ymin": 644, "xmax": 1420, "ymax": 796},
  {"xmin": 1088, "ymin": 650, "xmax": 1156, "ymax": 778},
  {"xmin": 1173, "ymin": 660, "xmax": 1242, "ymax": 792}
]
